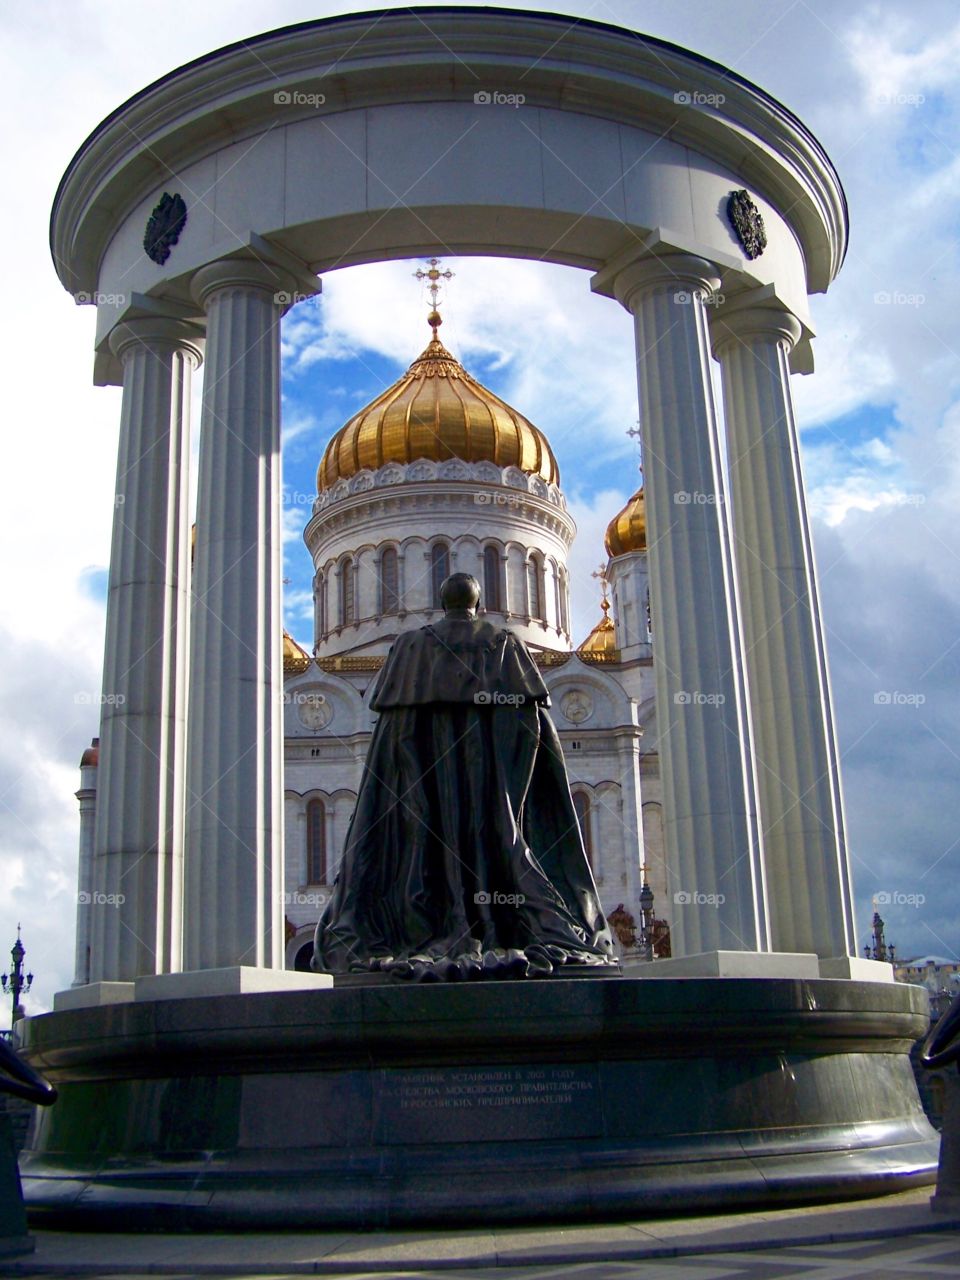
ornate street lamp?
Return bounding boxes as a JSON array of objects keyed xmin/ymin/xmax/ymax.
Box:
[
  {"xmin": 2, "ymin": 925, "xmax": 33, "ymax": 1024},
  {"xmin": 863, "ymin": 910, "xmax": 894, "ymax": 963},
  {"xmin": 639, "ymin": 869, "xmax": 655, "ymax": 962}
]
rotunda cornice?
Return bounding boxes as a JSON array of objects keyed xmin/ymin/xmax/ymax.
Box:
[{"xmin": 52, "ymin": 7, "xmax": 846, "ymax": 300}]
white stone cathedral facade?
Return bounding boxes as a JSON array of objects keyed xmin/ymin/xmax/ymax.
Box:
[{"xmin": 74, "ymin": 322, "xmax": 667, "ymax": 981}]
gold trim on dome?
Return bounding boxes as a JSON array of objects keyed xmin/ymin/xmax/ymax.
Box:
[
  {"xmin": 316, "ymin": 655, "xmax": 385, "ymax": 672},
  {"xmin": 605, "ymin": 486, "xmax": 646, "ymax": 557},
  {"xmin": 283, "ymin": 631, "xmax": 312, "ymax": 677},
  {"xmin": 317, "ymin": 324, "xmax": 559, "ymax": 491}
]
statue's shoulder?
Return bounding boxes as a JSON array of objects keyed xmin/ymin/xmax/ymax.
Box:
[
  {"xmin": 425, "ymin": 618, "xmax": 505, "ymax": 651},
  {"xmin": 473, "ymin": 618, "xmax": 510, "ymax": 648}
]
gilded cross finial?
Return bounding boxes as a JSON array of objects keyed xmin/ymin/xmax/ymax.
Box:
[
  {"xmin": 591, "ymin": 563, "xmax": 610, "ymax": 612},
  {"xmin": 626, "ymin": 419, "xmax": 644, "ymax": 481},
  {"xmin": 414, "ymin": 258, "xmax": 454, "ymax": 337}
]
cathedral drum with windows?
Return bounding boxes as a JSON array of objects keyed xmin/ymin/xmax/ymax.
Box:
[{"xmin": 278, "ymin": 316, "xmax": 668, "ymax": 971}]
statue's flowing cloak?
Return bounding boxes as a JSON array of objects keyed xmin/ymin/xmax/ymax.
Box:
[{"xmin": 314, "ymin": 619, "xmax": 615, "ymax": 977}]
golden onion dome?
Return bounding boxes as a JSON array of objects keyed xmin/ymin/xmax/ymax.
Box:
[
  {"xmin": 577, "ymin": 599, "xmax": 619, "ymax": 660},
  {"xmin": 317, "ymin": 317, "xmax": 559, "ymax": 490},
  {"xmin": 283, "ymin": 630, "xmax": 312, "ymax": 677},
  {"xmin": 605, "ymin": 486, "xmax": 647, "ymax": 556}
]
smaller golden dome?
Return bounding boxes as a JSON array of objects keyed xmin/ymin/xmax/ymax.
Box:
[
  {"xmin": 605, "ymin": 487, "xmax": 646, "ymax": 557},
  {"xmin": 80, "ymin": 737, "xmax": 99, "ymax": 767},
  {"xmin": 283, "ymin": 631, "xmax": 312, "ymax": 677},
  {"xmin": 577, "ymin": 599, "xmax": 619, "ymax": 661}
]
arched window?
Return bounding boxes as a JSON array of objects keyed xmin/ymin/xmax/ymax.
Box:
[
  {"xmin": 559, "ymin": 568, "xmax": 570, "ymax": 634},
  {"xmin": 573, "ymin": 791, "xmax": 592, "ymax": 868},
  {"xmin": 320, "ymin": 573, "xmax": 330, "ymax": 640},
  {"xmin": 483, "ymin": 545, "xmax": 501, "ymax": 611},
  {"xmin": 431, "ymin": 542, "xmax": 450, "ymax": 608},
  {"xmin": 526, "ymin": 556, "xmax": 543, "ymax": 620},
  {"xmin": 380, "ymin": 546, "xmax": 399, "ymax": 615},
  {"xmin": 306, "ymin": 798, "xmax": 326, "ymax": 884},
  {"xmin": 338, "ymin": 557, "xmax": 355, "ymax": 627}
]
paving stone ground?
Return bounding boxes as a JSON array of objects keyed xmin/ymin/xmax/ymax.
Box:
[{"xmin": 3, "ymin": 1188, "xmax": 959, "ymax": 1279}]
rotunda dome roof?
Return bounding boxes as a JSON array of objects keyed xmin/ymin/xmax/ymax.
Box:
[
  {"xmin": 605, "ymin": 486, "xmax": 646, "ymax": 556},
  {"xmin": 317, "ymin": 318, "xmax": 559, "ymax": 491}
]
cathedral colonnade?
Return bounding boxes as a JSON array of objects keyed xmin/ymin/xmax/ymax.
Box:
[{"xmin": 50, "ymin": 8, "xmax": 870, "ymax": 991}]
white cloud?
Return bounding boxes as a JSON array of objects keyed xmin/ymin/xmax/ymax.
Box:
[
  {"xmin": 284, "ymin": 256, "xmax": 639, "ymax": 467},
  {"xmin": 566, "ymin": 488, "xmax": 633, "ymax": 644},
  {"xmin": 847, "ymin": 12, "xmax": 960, "ymax": 111}
]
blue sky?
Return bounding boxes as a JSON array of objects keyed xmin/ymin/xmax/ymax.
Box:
[{"xmin": 2, "ymin": 0, "xmax": 960, "ymax": 1016}]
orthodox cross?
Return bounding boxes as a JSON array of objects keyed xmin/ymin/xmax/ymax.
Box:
[
  {"xmin": 591, "ymin": 563, "xmax": 610, "ymax": 611},
  {"xmin": 414, "ymin": 258, "xmax": 454, "ymax": 335},
  {"xmin": 626, "ymin": 419, "xmax": 644, "ymax": 481}
]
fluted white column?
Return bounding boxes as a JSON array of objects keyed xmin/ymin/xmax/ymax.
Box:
[
  {"xmin": 711, "ymin": 301, "xmax": 855, "ymax": 958},
  {"xmin": 89, "ymin": 318, "xmax": 202, "ymax": 982},
  {"xmin": 73, "ymin": 743, "xmax": 98, "ymax": 986},
  {"xmin": 183, "ymin": 259, "xmax": 295, "ymax": 971},
  {"xmin": 596, "ymin": 254, "xmax": 766, "ymax": 955},
  {"xmin": 616, "ymin": 730, "xmax": 645, "ymax": 913}
]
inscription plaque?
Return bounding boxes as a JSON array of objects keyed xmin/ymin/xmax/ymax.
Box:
[{"xmin": 377, "ymin": 1063, "xmax": 602, "ymax": 1144}]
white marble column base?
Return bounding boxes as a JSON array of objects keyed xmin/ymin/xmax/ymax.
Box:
[
  {"xmin": 625, "ymin": 950, "xmax": 820, "ymax": 979},
  {"xmin": 818, "ymin": 956, "xmax": 895, "ymax": 983},
  {"xmin": 134, "ymin": 966, "xmax": 332, "ymax": 1001},
  {"xmin": 54, "ymin": 982, "xmax": 135, "ymax": 1011}
]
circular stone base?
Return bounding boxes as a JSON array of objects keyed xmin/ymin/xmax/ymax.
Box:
[{"xmin": 19, "ymin": 977, "xmax": 938, "ymax": 1229}]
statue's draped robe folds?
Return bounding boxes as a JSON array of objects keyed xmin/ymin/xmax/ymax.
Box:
[{"xmin": 314, "ymin": 618, "xmax": 615, "ymax": 978}]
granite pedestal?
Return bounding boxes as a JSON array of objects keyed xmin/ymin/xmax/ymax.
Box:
[{"xmin": 18, "ymin": 976, "xmax": 938, "ymax": 1229}]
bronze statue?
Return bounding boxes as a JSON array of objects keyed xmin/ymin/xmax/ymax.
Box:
[{"xmin": 314, "ymin": 573, "xmax": 615, "ymax": 980}]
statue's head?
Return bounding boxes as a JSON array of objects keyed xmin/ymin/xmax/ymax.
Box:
[{"xmin": 440, "ymin": 572, "xmax": 481, "ymax": 615}]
